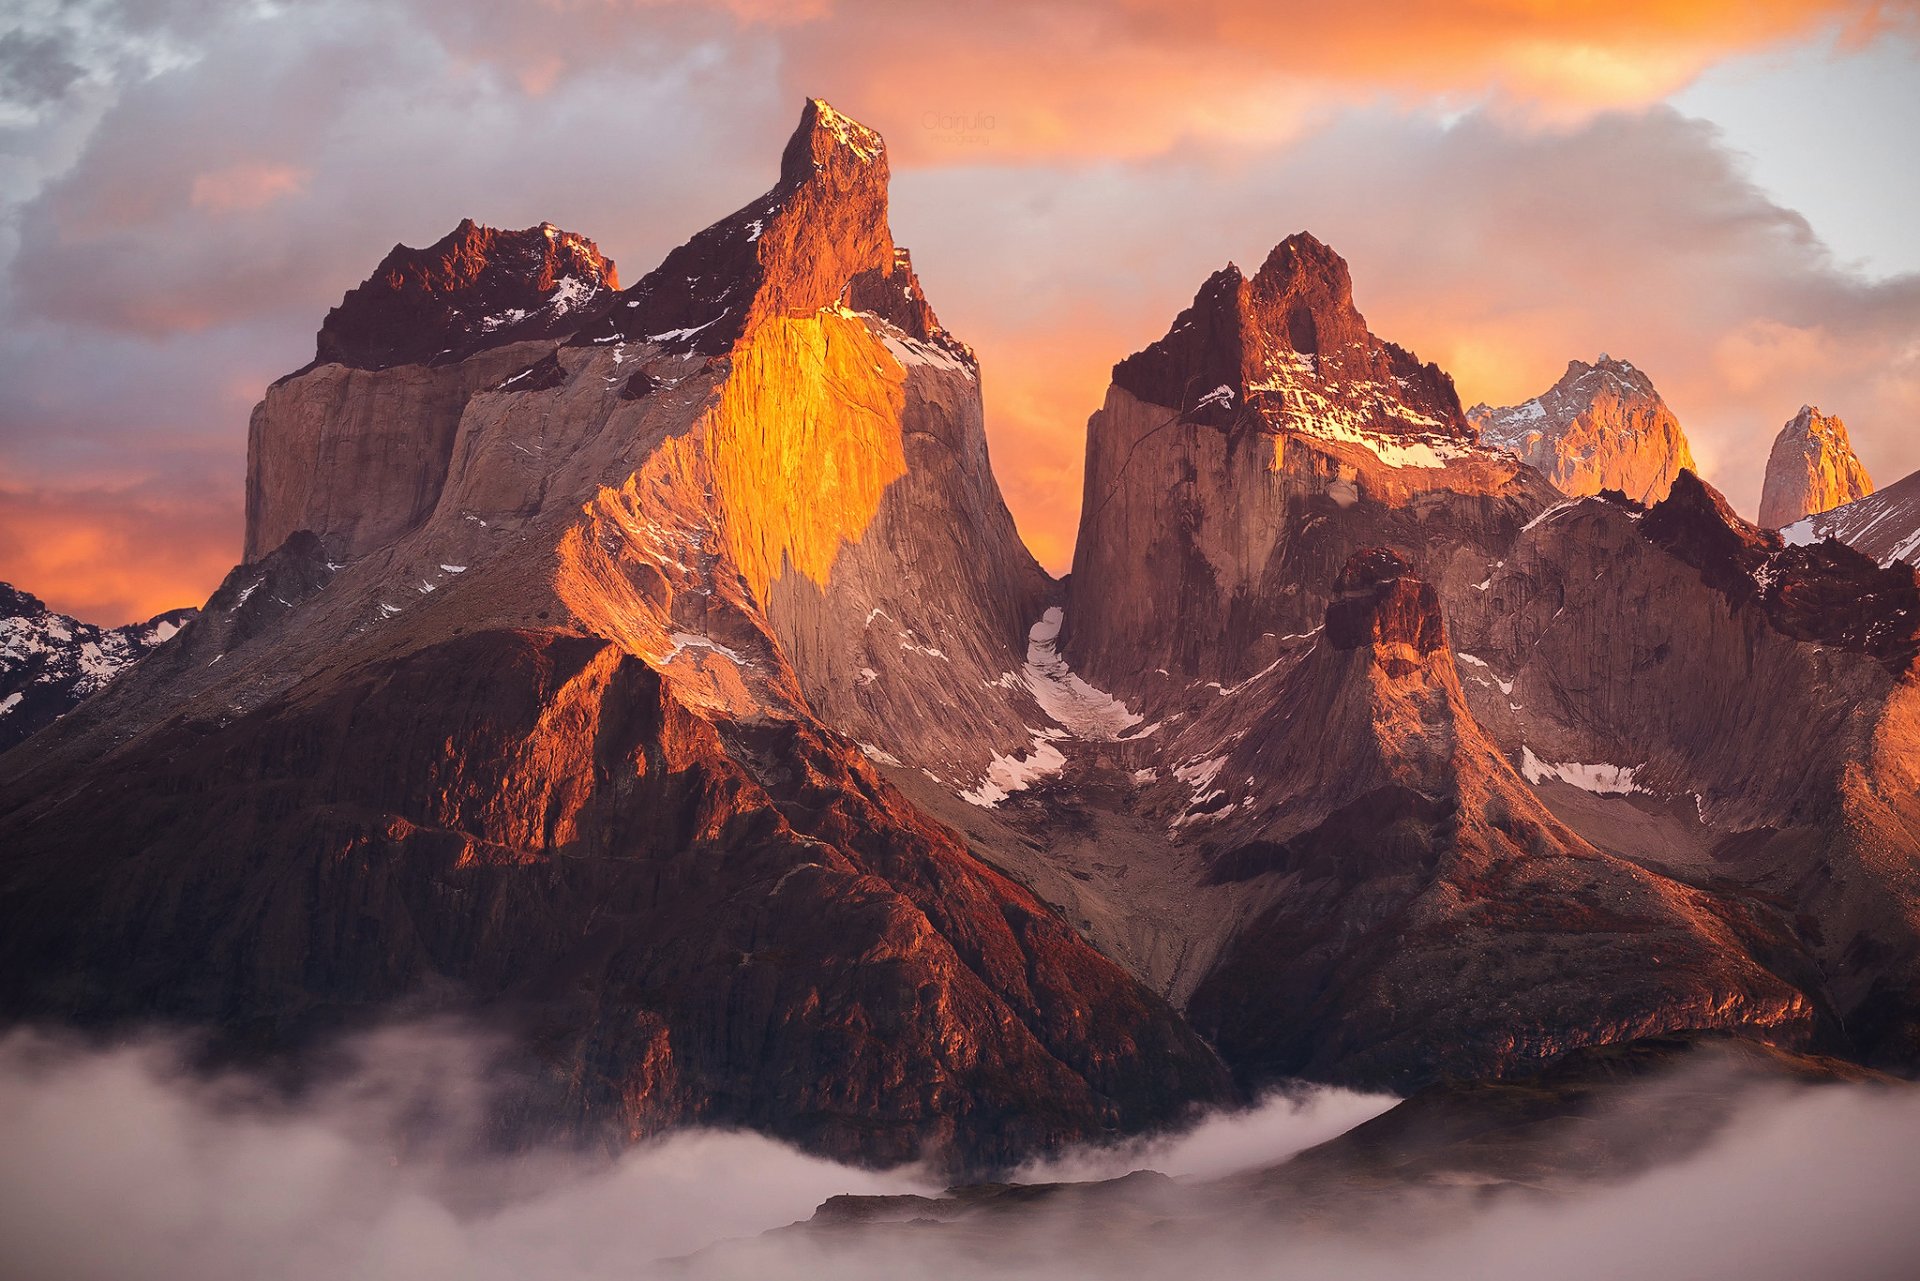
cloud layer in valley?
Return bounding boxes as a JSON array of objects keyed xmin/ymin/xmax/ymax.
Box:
[{"xmin": 2, "ymin": 1023, "xmax": 1918, "ymax": 1281}]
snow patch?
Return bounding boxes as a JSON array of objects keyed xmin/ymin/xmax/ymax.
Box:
[
  {"xmin": 961, "ymin": 737, "xmax": 1068, "ymax": 808},
  {"xmin": 1021, "ymin": 607, "xmax": 1142, "ymax": 740},
  {"xmin": 1520, "ymin": 746, "xmax": 1641, "ymax": 796}
]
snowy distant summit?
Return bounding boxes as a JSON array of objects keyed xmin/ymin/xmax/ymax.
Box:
[
  {"xmin": 0, "ymin": 583, "xmax": 194, "ymax": 751},
  {"xmin": 1470, "ymin": 355, "xmax": 1694, "ymax": 502}
]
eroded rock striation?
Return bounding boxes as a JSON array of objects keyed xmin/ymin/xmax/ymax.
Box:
[
  {"xmin": 1470, "ymin": 355, "xmax": 1695, "ymax": 502},
  {"xmin": 1759, "ymin": 405, "xmax": 1873, "ymax": 528}
]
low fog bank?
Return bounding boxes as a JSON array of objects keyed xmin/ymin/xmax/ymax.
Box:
[{"xmin": 1, "ymin": 1023, "xmax": 1916, "ymax": 1281}]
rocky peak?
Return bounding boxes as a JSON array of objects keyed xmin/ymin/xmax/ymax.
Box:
[
  {"xmin": 1759, "ymin": 405, "xmax": 1874, "ymax": 528},
  {"xmin": 1325, "ymin": 548, "xmax": 1447, "ymax": 659},
  {"xmin": 578, "ymin": 98, "xmax": 955, "ymax": 359},
  {"xmin": 315, "ymin": 219, "xmax": 618, "ymax": 370},
  {"xmin": 1111, "ymin": 231, "xmax": 1467, "ymax": 442},
  {"xmin": 1469, "ymin": 354, "xmax": 1695, "ymax": 502}
]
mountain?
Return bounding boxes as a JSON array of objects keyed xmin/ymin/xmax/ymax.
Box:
[
  {"xmin": 0, "ymin": 99, "xmax": 1227, "ymax": 1172},
  {"xmin": 247, "ymin": 219, "xmax": 619, "ymax": 562},
  {"xmin": 0, "ymin": 584, "xmax": 195, "ymax": 751},
  {"xmin": 1783, "ymin": 466, "xmax": 1920, "ymax": 567},
  {"xmin": 1064, "ymin": 232, "xmax": 1554, "ymax": 696},
  {"xmin": 1448, "ymin": 473, "xmax": 1920, "ymax": 1066},
  {"xmin": 4, "ymin": 101, "xmax": 1920, "ymax": 1177},
  {"xmin": 1758, "ymin": 404, "xmax": 1873, "ymax": 528},
  {"xmin": 1468, "ymin": 355, "xmax": 1695, "ymax": 502}
]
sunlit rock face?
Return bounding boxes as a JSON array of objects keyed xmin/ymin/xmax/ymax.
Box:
[
  {"xmin": 1759, "ymin": 404, "xmax": 1874, "ymax": 528},
  {"xmin": 1065, "ymin": 233, "xmax": 1554, "ymax": 698},
  {"xmin": 0, "ymin": 99, "xmax": 1227, "ymax": 1174},
  {"xmin": 1470, "ymin": 355, "xmax": 1695, "ymax": 503}
]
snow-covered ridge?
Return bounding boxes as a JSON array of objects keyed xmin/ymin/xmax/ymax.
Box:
[
  {"xmin": 1781, "ymin": 471, "xmax": 1920, "ymax": 568},
  {"xmin": 0, "ymin": 586, "xmax": 196, "ymax": 748}
]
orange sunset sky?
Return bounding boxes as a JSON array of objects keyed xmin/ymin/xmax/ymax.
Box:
[{"xmin": 1, "ymin": 0, "xmax": 1917, "ymax": 623}]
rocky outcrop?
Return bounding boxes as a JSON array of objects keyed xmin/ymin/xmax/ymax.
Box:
[
  {"xmin": 246, "ymin": 221, "xmax": 617, "ymax": 562},
  {"xmin": 574, "ymin": 98, "xmax": 950, "ymax": 360},
  {"xmin": 1469, "ymin": 355, "xmax": 1695, "ymax": 502},
  {"xmin": 1783, "ymin": 465, "xmax": 1920, "ymax": 567},
  {"xmin": 1759, "ymin": 405, "xmax": 1873, "ymax": 528},
  {"xmin": 1110, "ymin": 234, "xmax": 1468, "ymax": 442},
  {"xmin": 0, "ymin": 627, "xmax": 1226, "ymax": 1169},
  {"xmin": 1065, "ymin": 234, "xmax": 1555, "ymax": 698},
  {"xmin": 0, "ymin": 584, "xmax": 194, "ymax": 752}
]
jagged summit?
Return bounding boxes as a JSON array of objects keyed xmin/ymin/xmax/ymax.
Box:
[
  {"xmin": 577, "ymin": 97, "xmax": 954, "ymax": 359},
  {"xmin": 1111, "ymin": 230, "xmax": 1467, "ymax": 445},
  {"xmin": 1759, "ymin": 404, "xmax": 1873, "ymax": 528},
  {"xmin": 780, "ymin": 98, "xmax": 884, "ymax": 178},
  {"xmin": 315, "ymin": 219, "xmax": 618, "ymax": 370},
  {"xmin": 1633, "ymin": 469, "xmax": 1920, "ymax": 674},
  {"xmin": 1470, "ymin": 354, "xmax": 1694, "ymax": 502}
]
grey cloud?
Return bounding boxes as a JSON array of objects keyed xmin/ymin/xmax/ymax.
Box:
[{"xmin": 0, "ymin": 30, "xmax": 85, "ymax": 108}]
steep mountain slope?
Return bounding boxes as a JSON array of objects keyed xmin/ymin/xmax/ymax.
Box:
[
  {"xmin": 0, "ymin": 100, "xmax": 1228, "ymax": 1171},
  {"xmin": 1448, "ymin": 473, "xmax": 1920, "ymax": 1065},
  {"xmin": 1782, "ymin": 465, "xmax": 1920, "ymax": 567},
  {"xmin": 1758, "ymin": 404, "xmax": 1874, "ymax": 528},
  {"xmin": 1469, "ymin": 355, "xmax": 1695, "ymax": 502},
  {"xmin": 0, "ymin": 584, "xmax": 195, "ymax": 751},
  {"xmin": 1065, "ymin": 233, "xmax": 1557, "ymax": 701},
  {"xmin": 1173, "ymin": 549, "xmax": 1817, "ymax": 1086}
]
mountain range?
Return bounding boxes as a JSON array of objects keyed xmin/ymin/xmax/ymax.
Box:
[{"xmin": 2, "ymin": 99, "xmax": 1918, "ymax": 1174}]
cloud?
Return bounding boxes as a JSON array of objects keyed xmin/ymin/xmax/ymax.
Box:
[
  {"xmin": 0, "ymin": 480, "xmax": 240, "ymax": 624},
  {"xmin": 1, "ymin": 1023, "xmax": 1918, "ymax": 1281},
  {"xmin": 1012, "ymin": 1085, "xmax": 1397, "ymax": 1184},
  {"xmin": 378, "ymin": 0, "xmax": 1915, "ymax": 162},
  {"xmin": 189, "ymin": 162, "xmax": 310, "ymax": 215}
]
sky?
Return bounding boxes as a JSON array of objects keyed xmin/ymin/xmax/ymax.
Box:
[{"xmin": 0, "ymin": 0, "xmax": 1917, "ymax": 624}]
